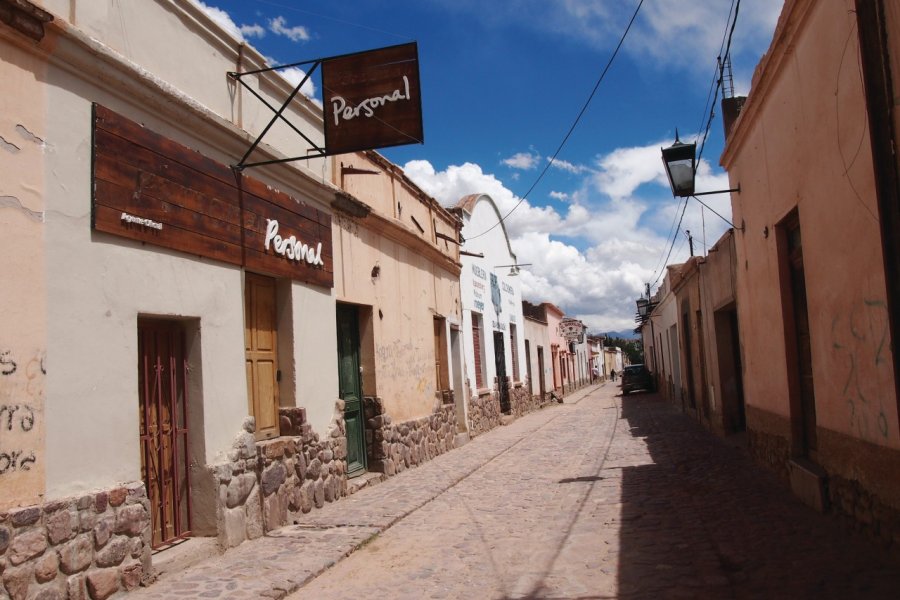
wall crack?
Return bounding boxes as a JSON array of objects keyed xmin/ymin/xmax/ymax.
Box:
[{"xmin": 0, "ymin": 196, "xmax": 44, "ymax": 222}]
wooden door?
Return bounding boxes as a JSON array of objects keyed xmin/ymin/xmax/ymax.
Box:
[
  {"xmin": 787, "ymin": 221, "xmax": 818, "ymax": 454},
  {"xmin": 337, "ymin": 304, "xmax": 366, "ymax": 476},
  {"xmin": 245, "ymin": 274, "xmax": 279, "ymax": 440},
  {"xmin": 139, "ymin": 320, "xmax": 191, "ymax": 548}
]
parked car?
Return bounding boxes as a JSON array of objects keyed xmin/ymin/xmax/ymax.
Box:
[{"xmin": 621, "ymin": 364, "xmax": 654, "ymax": 395}]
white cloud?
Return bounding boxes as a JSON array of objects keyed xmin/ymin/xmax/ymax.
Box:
[
  {"xmin": 194, "ymin": 1, "xmax": 244, "ymax": 41},
  {"xmin": 403, "ymin": 141, "xmax": 736, "ymax": 333},
  {"xmin": 502, "ymin": 151, "xmax": 541, "ymax": 170},
  {"xmin": 550, "ymin": 158, "xmax": 591, "ymax": 175},
  {"xmin": 240, "ymin": 23, "xmax": 266, "ymax": 38},
  {"xmin": 279, "ymin": 66, "xmax": 317, "ymax": 99},
  {"xmin": 549, "ymin": 191, "xmax": 570, "ymax": 202},
  {"xmin": 269, "ymin": 16, "xmax": 311, "ymax": 42}
]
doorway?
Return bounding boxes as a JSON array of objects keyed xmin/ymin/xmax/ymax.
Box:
[
  {"xmin": 336, "ymin": 304, "xmax": 367, "ymax": 476},
  {"xmin": 493, "ymin": 331, "xmax": 510, "ymax": 413},
  {"xmin": 244, "ymin": 273, "xmax": 279, "ymax": 440},
  {"xmin": 138, "ymin": 319, "xmax": 192, "ymax": 548},
  {"xmin": 781, "ymin": 214, "xmax": 817, "ymax": 457},
  {"xmin": 450, "ymin": 327, "xmax": 467, "ymax": 432},
  {"xmin": 537, "ymin": 346, "xmax": 546, "ymax": 401}
]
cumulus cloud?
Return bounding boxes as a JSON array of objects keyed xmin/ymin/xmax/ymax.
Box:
[
  {"xmin": 549, "ymin": 191, "xmax": 570, "ymax": 202},
  {"xmin": 502, "ymin": 151, "xmax": 541, "ymax": 170},
  {"xmin": 403, "ymin": 142, "xmax": 734, "ymax": 333},
  {"xmin": 279, "ymin": 66, "xmax": 317, "ymax": 99},
  {"xmin": 550, "ymin": 158, "xmax": 592, "ymax": 175},
  {"xmin": 240, "ymin": 23, "xmax": 266, "ymax": 38},
  {"xmin": 194, "ymin": 1, "xmax": 244, "ymax": 41},
  {"xmin": 269, "ymin": 16, "xmax": 311, "ymax": 42}
]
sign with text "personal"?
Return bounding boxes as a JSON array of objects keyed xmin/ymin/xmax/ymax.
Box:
[{"xmin": 322, "ymin": 42, "xmax": 423, "ymax": 156}]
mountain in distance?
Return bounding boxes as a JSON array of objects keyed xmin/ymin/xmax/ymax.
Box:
[{"xmin": 588, "ymin": 329, "xmax": 640, "ymax": 341}]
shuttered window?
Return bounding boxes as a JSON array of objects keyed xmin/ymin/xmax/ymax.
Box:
[{"xmin": 472, "ymin": 313, "xmax": 484, "ymax": 389}]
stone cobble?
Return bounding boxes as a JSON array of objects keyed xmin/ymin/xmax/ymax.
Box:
[{"xmin": 129, "ymin": 384, "xmax": 900, "ymax": 599}]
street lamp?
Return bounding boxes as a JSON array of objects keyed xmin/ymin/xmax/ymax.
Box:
[
  {"xmin": 661, "ymin": 130, "xmax": 740, "ymax": 198},
  {"xmin": 661, "ymin": 131, "xmax": 696, "ymax": 197},
  {"xmin": 494, "ymin": 263, "xmax": 532, "ymax": 277},
  {"xmin": 636, "ymin": 297, "xmax": 650, "ymax": 319}
]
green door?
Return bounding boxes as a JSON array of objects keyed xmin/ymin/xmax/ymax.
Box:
[{"xmin": 336, "ymin": 304, "xmax": 366, "ymax": 476}]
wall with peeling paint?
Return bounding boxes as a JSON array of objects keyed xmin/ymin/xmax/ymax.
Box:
[
  {"xmin": 0, "ymin": 39, "xmax": 48, "ymax": 510},
  {"xmin": 0, "ymin": 0, "xmax": 341, "ymax": 506},
  {"xmin": 331, "ymin": 151, "xmax": 463, "ymax": 423}
]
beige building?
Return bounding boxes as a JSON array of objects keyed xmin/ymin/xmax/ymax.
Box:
[
  {"xmin": 0, "ymin": 1, "xmax": 446, "ymax": 596},
  {"xmin": 330, "ymin": 149, "xmax": 464, "ymax": 476},
  {"xmin": 721, "ymin": 0, "xmax": 900, "ymax": 539}
]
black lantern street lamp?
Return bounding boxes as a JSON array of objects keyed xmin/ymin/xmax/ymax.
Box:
[
  {"xmin": 661, "ymin": 130, "xmax": 740, "ymax": 198},
  {"xmin": 661, "ymin": 131, "xmax": 696, "ymax": 198},
  {"xmin": 636, "ymin": 297, "xmax": 650, "ymax": 319}
]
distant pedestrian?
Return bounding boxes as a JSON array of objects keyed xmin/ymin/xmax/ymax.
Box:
[{"xmin": 610, "ymin": 369, "xmax": 616, "ymax": 381}]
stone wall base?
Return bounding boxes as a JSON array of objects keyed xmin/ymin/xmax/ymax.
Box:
[
  {"xmin": 466, "ymin": 391, "xmax": 501, "ymax": 437},
  {"xmin": 364, "ymin": 397, "xmax": 457, "ymax": 476},
  {"xmin": 213, "ymin": 405, "xmax": 348, "ymax": 550},
  {"xmin": 0, "ymin": 483, "xmax": 151, "ymax": 600}
]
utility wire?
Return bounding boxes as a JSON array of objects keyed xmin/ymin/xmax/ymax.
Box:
[
  {"xmin": 465, "ymin": 0, "xmax": 645, "ymax": 241},
  {"xmin": 648, "ymin": 0, "xmax": 741, "ymax": 291},
  {"xmin": 697, "ymin": 0, "xmax": 741, "ymax": 167},
  {"xmin": 650, "ymin": 196, "xmax": 689, "ymax": 289},
  {"xmin": 694, "ymin": 0, "xmax": 737, "ymax": 144}
]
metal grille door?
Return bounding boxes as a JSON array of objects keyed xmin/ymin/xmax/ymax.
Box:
[{"xmin": 138, "ymin": 320, "xmax": 192, "ymax": 548}]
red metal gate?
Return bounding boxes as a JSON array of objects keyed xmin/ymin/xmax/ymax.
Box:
[{"xmin": 138, "ymin": 320, "xmax": 192, "ymax": 548}]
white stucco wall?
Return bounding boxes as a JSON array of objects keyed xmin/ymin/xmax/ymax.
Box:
[
  {"xmin": 457, "ymin": 195, "xmax": 526, "ymax": 398},
  {"xmin": 5, "ymin": 0, "xmax": 340, "ymax": 500}
]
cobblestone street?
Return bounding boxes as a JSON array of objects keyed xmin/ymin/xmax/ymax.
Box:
[{"xmin": 133, "ymin": 382, "xmax": 900, "ymax": 599}]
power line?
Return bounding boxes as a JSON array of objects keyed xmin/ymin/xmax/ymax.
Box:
[
  {"xmin": 650, "ymin": 196, "xmax": 689, "ymax": 289},
  {"xmin": 696, "ymin": 0, "xmax": 741, "ymax": 167},
  {"xmin": 465, "ymin": 0, "xmax": 645, "ymax": 241},
  {"xmin": 648, "ymin": 0, "xmax": 741, "ymax": 291}
]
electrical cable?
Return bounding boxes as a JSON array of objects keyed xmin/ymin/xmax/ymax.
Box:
[
  {"xmin": 648, "ymin": 195, "xmax": 688, "ymax": 284},
  {"xmin": 694, "ymin": 0, "xmax": 738, "ymax": 143},
  {"xmin": 464, "ymin": 0, "xmax": 645, "ymax": 241},
  {"xmin": 697, "ymin": 0, "xmax": 741, "ymax": 167},
  {"xmin": 650, "ymin": 196, "xmax": 689, "ymax": 289}
]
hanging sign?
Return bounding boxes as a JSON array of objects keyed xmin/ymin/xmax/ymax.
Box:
[
  {"xmin": 559, "ymin": 318, "xmax": 586, "ymax": 344},
  {"xmin": 322, "ymin": 42, "xmax": 424, "ymax": 155}
]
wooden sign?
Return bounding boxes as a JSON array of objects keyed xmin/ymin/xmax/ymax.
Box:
[
  {"xmin": 322, "ymin": 42, "xmax": 424, "ymax": 155},
  {"xmin": 92, "ymin": 104, "xmax": 333, "ymax": 288}
]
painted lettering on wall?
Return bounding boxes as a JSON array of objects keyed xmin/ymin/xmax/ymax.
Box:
[
  {"xmin": 120, "ymin": 212, "xmax": 163, "ymax": 230},
  {"xmin": 472, "ymin": 264, "xmax": 487, "ymax": 280},
  {"xmin": 331, "ymin": 76, "xmax": 411, "ymax": 126},
  {"xmin": 264, "ymin": 219, "xmax": 325, "ymax": 266},
  {"xmin": 0, "ymin": 347, "xmax": 44, "ymax": 508},
  {"xmin": 474, "ymin": 300, "xmax": 485, "ymax": 312},
  {"xmin": 501, "ymin": 282, "xmax": 514, "ymax": 294},
  {"xmin": 832, "ymin": 299, "xmax": 893, "ymax": 442}
]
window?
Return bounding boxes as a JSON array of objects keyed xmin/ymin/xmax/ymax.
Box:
[
  {"xmin": 472, "ymin": 313, "xmax": 485, "ymax": 389},
  {"xmin": 433, "ymin": 317, "xmax": 449, "ymax": 392},
  {"xmin": 510, "ymin": 324, "xmax": 520, "ymax": 381}
]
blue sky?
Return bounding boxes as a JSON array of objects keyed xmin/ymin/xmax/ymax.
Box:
[{"xmin": 197, "ymin": 0, "xmax": 782, "ymax": 333}]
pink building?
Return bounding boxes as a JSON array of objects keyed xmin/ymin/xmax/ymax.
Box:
[{"xmin": 721, "ymin": 0, "xmax": 900, "ymax": 540}]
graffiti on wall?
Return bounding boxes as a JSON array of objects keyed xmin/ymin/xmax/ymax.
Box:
[
  {"xmin": 831, "ymin": 299, "xmax": 892, "ymax": 441},
  {"xmin": 376, "ymin": 339, "xmax": 435, "ymax": 399},
  {"xmin": 0, "ymin": 347, "xmax": 45, "ymax": 508}
]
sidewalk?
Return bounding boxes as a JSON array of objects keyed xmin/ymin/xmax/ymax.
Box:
[{"xmin": 129, "ymin": 383, "xmax": 605, "ymax": 599}]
